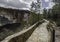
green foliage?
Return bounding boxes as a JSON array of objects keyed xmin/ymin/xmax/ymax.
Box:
[
  {"xmin": 43, "ymin": 8, "xmax": 48, "ymax": 19},
  {"xmin": 52, "ymin": 4, "xmax": 60, "ymax": 21},
  {"xmin": 52, "ymin": 4, "xmax": 60, "ymax": 14},
  {"xmin": 42, "ymin": 3, "xmax": 60, "ymax": 26},
  {"xmin": 31, "ymin": 0, "xmax": 41, "ymax": 13},
  {"xmin": 47, "ymin": 4, "xmax": 60, "ymax": 25},
  {"xmin": 53, "ymin": 0, "xmax": 60, "ymax": 3},
  {"xmin": 28, "ymin": 12, "xmax": 42, "ymax": 25}
]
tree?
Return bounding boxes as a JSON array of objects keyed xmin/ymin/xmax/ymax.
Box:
[
  {"xmin": 53, "ymin": 0, "xmax": 60, "ymax": 3},
  {"xmin": 43, "ymin": 8, "xmax": 48, "ymax": 19},
  {"xmin": 52, "ymin": 3, "xmax": 60, "ymax": 25},
  {"xmin": 31, "ymin": 2, "xmax": 36, "ymax": 12},
  {"xmin": 31, "ymin": 0, "xmax": 41, "ymax": 13},
  {"xmin": 52, "ymin": 4, "xmax": 60, "ymax": 19},
  {"xmin": 29, "ymin": 0, "xmax": 42, "ymax": 25}
]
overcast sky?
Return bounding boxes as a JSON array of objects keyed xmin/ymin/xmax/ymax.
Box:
[{"xmin": 0, "ymin": 0, "xmax": 54, "ymax": 10}]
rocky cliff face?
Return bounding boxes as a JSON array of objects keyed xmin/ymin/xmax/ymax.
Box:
[{"xmin": 0, "ymin": 16, "xmax": 11, "ymax": 26}]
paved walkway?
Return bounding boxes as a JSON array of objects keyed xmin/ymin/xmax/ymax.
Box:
[
  {"xmin": 55, "ymin": 27, "xmax": 60, "ymax": 42},
  {"xmin": 26, "ymin": 20, "xmax": 51, "ymax": 42}
]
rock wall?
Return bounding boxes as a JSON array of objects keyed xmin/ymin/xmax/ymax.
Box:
[
  {"xmin": 1, "ymin": 20, "xmax": 44, "ymax": 42},
  {"xmin": 1, "ymin": 20, "xmax": 55, "ymax": 42},
  {"xmin": 47, "ymin": 22, "xmax": 56, "ymax": 42},
  {"xmin": 0, "ymin": 7, "xmax": 30, "ymax": 24}
]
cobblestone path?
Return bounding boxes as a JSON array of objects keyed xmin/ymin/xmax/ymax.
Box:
[
  {"xmin": 55, "ymin": 27, "xmax": 60, "ymax": 42},
  {"xmin": 26, "ymin": 20, "xmax": 51, "ymax": 42}
]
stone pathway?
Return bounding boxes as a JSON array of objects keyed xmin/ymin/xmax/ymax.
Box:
[
  {"xmin": 55, "ymin": 27, "xmax": 60, "ymax": 42},
  {"xmin": 26, "ymin": 20, "xmax": 51, "ymax": 42}
]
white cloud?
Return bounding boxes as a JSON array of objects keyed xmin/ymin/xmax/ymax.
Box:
[
  {"xmin": 45, "ymin": 0, "xmax": 49, "ymax": 2},
  {"xmin": 7, "ymin": 0, "xmax": 12, "ymax": 2},
  {"xmin": 49, "ymin": 2, "xmax": 55, "ymax": 8},
  {"xmin": 0, "ymin": 4, "xmax": 6, "ymax": 7},
  {"xmin": 46, "ymin": 2, "xmax": 55, "ymax": 9},
  {"xmin": 19, "ymin": 0, "xmax": 37, "ymax": 9},
  {"xmin": 0, "ymin": 0, "xmax": 37, "ymax": 10},
  {"xmin": 19, "ymin": 0, "xmax": 36, "ymax": 5},
  {"xmin": 19, "ymin": 0, "xmax": 30, "ymax": 5},
  {"xmin": 0, "ymin": 0, "xmax": 30, "ymax": 10},
  {"xmin": 21, "ymin": 8, "xmax": 30, "ymax": 10}
]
